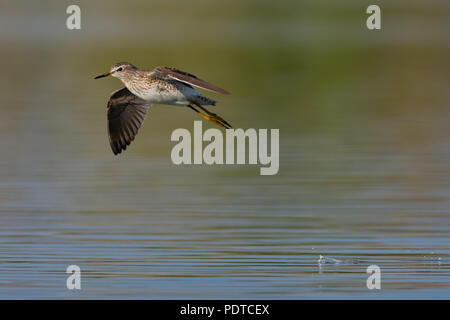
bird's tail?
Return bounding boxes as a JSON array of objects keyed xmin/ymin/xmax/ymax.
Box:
[{"xmin": 196, "ymin": 95, "xmax": 216, "ymax": 106}]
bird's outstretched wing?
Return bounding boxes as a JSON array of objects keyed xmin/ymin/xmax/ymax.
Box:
[
  {"xmin": 107, "ymin": 87, "xmax": 151, "ymax": 155},
  {"xmin": 152, "ymin": 66, "xmax": 230, "ymax": 95}
]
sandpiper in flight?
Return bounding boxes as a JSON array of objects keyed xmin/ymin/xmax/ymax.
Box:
[{"xmin": 95, "ymin": 62, "xmax": 231, "ymax": 155}]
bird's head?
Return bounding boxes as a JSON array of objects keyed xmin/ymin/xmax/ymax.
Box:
[{"xmin": 94, "ymin": 62, "xmax": 137, "ymax": 80}]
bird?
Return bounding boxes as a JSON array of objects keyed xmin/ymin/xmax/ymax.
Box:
[{"xmin": 94, "ymin": 62, "xmax": 231, "ymax": 155}]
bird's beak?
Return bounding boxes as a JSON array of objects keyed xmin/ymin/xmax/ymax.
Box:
[{"xmin": 94, "ymin": 72, "xmax": 112, "ymax": 79}]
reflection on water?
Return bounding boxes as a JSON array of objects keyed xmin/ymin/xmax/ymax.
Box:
[{"xmin": 0, "ymin": 0, "xmax": 450, "ymax": 298}]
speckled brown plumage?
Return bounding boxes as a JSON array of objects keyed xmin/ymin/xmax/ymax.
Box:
[{"xmin": 95, "ymin": 62, "xmax": 231, "ymax": 155}]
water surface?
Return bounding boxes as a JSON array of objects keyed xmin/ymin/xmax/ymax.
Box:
[{"xmin": 0, "ymin": 0, "xmax": 449, "ymax": 299}]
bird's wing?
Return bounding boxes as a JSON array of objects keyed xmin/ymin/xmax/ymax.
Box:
[
  {"xmin": 107, "ymin": 87, "xmax": 151, "ymax": 155},
  {"xmin": 152, "ymin": 66, "xmax": 230, "ymax": 95}
]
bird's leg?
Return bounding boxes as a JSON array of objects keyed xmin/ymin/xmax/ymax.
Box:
[
  {"xmin": 189, "ymin": 101, "xmax": 232, "ymax": 129},
  {"xmin": 187, "ymin": 105, "xmax": 230, "ymax": 129},
  {"xmin": 198, "ymin": 106, "xmax": 232, "ymax": 129}
]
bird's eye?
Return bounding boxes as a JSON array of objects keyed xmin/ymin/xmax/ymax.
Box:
[{"xmin": 117, "ymin": 67, "xmax": 123, "ymax": 72}]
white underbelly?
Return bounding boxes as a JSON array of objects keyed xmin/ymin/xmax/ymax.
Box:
[{"xmin": 131, "ymin": 86, "xmax": 197, "ymax": 106}]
